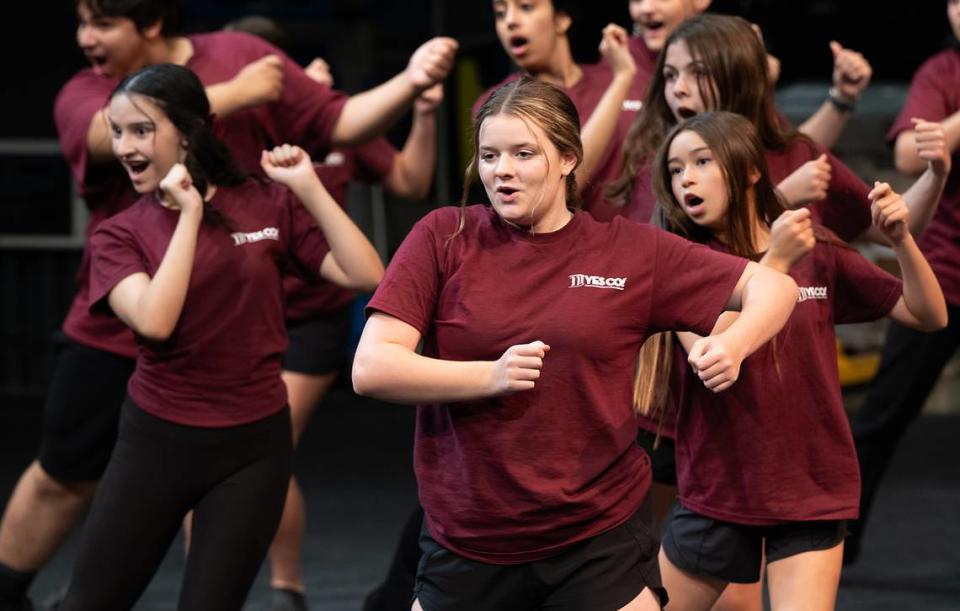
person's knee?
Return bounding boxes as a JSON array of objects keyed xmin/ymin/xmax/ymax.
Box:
[{"xmin": 27, "ymin": 462, "xmax": 96, "ymax": 508}]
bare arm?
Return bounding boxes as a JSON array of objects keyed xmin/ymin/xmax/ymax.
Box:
[
  {"xmin": 686, "ymin": 262, "xmax": 798, "ymax": 392},
  {"xmin": 579, "ymin": 24, "xmax": 636, "ymax": 186},
  {"xmin": 330, "ymin": 37, "xmax": 457, "ymax": 147},
  {"xmin": 383, "ymin": 85, "xmax": 442, "ymax": 200},
  {"xmin": 261, "ymin": 145, "xmax": 384, "ymax": 292},
  {"xmin": 352, "ymin": 312, "xmax": 549, "ymax": 404},
  {"xmin": 870, "ymin": 182, "xmax": 947, "ymax": 330},
  {"xmin": 798, "ymin": 41, "xmax": 872, "ymax": 149},
  {"xmin": 894, "ymin": 111, "xmax": 960, "ymax": 175},
  {"xmin": 107, "ymin": 164, "xmax": 203, "ymax": 341}
]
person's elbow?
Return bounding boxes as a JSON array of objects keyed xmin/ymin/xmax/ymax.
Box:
[
  {"xmin": 915, "ymin": 305, "xmax": 949, "ymax": 332},
  {"xmin": 131, "ymin": 317, "xmax": 176, "ymax": 343},
  {"xmin": 893, "ymin": 138, "xmax": 926, "ymax": 177},
  {"xmin": 351, "ymin": 342, "xmax": 383, "ymax": 397},
  {"xmin": 352, "ymin": 263, "xmax": 384, "ymax": 293}
]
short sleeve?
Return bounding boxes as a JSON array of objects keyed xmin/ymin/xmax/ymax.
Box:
[
  {"xmin": 888, "ymin": 54, "xmax": 955, "ymax": 144},
  {"xmin": 353, "ymin": 137, "xmax": 398, "ymax": 184},
  {"xmin": 647, "ymin": 229, "xmax": 749, "ymax": 335},
  {"xmin": 88, "ymin": 218, "xmax": 148, "ymax": 312},
  {"xmin": 365, "ymin": 210, "xmax": 447, "ymax": 335},
  {"xmin": 270, "ymin": 51, "xmax": 348, "ymax": 156},
  {"xmin": 830, "ymin": 242, "xmax": 903, "ymax": 324}
]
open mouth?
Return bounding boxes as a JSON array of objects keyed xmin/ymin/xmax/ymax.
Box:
[
  {"xmin": 509, "ymin": 35, "xmax": 530, "ymax": 56},
  {"xmin": 642, "ymin": 20, "xmax": 665, "ymax": 32},
  {"xmin": 497, "ymin": 185, "xmax": 520, "ymax": 200},
  {"xmin": 683, "ymin": 193, "xmax": 704, "ymax": 213},
  {"xmin": 87, "ymin": 54, "xmax": 108, "ymax": 70},
  {"xmin": 676, "ymin": 107, "xmax": 698, "ymax": 120},
  {"xmin": 124, "ymin": 160, "xmax": 150, "ymax": 180}
]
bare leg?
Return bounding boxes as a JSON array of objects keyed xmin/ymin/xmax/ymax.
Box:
[
  {"xmin": 658, "ymin": 547, "xmax": 726, "ymax": 611},
  {"xmin": 268, "ymin": 370, "xmax": 338, "ymax": 593},
  {"xmin": 0, "ymin": 462, "xmax": 96, "ymax": 571},
  {"xmin": 766, "ymin": 542, "xmax": 843, "ymax": 611}
]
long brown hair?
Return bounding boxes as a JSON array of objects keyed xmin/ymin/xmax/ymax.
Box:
[
  {"xmin": 635, "ymin": 112, "xmax": 787, "ymax": 416},
  {"xmin": 607, "ymin": 13, "xmax": 802, "ymax": 207},
  {"xmin": 452, "ymin": 76, "xmax": 583, "ymax": 240}
]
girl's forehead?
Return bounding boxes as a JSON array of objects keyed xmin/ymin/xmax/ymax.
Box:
[{"xmin": 109, "ymin": 93, "xmax": 161, "ymax": 122}]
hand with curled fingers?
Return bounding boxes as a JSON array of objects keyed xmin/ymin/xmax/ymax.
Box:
[
  {"xmin": 830, "ymin": 41, "xmax": 872, "ymax": 101},
  {"xmin": 260, "ymin": 144, "xmax": 317, "ymax": 191},
  {"xmin": 912, "ymin": 118, "xmax": 952, "ymax": 177},
  {"xmin": 869, "ymin": 181, "xmax": 909, "ymax": 246},
  {"xmin": 778, "ymin": 154, "xmax": 831, "ymax": 206},
  {"xmin": 767, "ymin": 208, "xmax": 815, "ymax": 272},
  {"xmin": 158, "ymin": 163, "xmax": 203, "ymax": 216},
  {"xmin": 687, "ymin": 335, "xmax": 744, "ymax": 393},
  {"xmin": 599, "ymin": 23, "xmax": 636, "ymax": 79},
  {"xmin": 304, "ymin": 57, "xmax": 333, "ymax": 87},
  {"xmin": 414, "ymin": 83, "xmax": 444, "ymax": 115},
  {"xmin": 406, "ymin": 37, "xmax": 458, "ymax": 90},
  {"xmin": 233, "ymin": 54, "xmax": 285, "ymax": 107},
  {"xmin": 489, "ymin": 341, "xmax": 549, "ymax": 395}
]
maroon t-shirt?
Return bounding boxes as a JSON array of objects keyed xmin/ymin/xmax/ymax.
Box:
[
  {"xmin": 888, "ymin": 49, "xmax": 960, "ymax": 307},
  {"xmin": 89, "ymin": 180, "xmax": 330, "ymax": 427},
  {"xmin": 366, "ymin": 205, "xmax": 747, "ymax": 563},
  {"xmin": 675, "ymin": 232, "xmax": 902, "ymax": 525},
  {"xmin": 55, "ymin": 30, "xmax": 348, "ymax": 358},
  {"xmin": 284, "ymin": 141, "xmax": 397, "ymax": 321},
  {"xmin": 473, "ymin": 63, "xmax": 645, "ymax": 220}
]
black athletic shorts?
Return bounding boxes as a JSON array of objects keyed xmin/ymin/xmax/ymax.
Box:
[
  {"xmin": 282, "ymin": 307, "xmax": 352, "ymax": 375},
  {"xmin": 413, "ymin": 501, "xmax": 668, "ymax": 611},
  {"xmin": 636, "ymin": 429, "xmax": 677, "ymax": 486},
  {"xmin": 661, "ymin": 503, "xmax": 847, "ymax": 583},
  {"xmin": 38, "ymin": 336, "xmax": 135, "ymax": 481}
]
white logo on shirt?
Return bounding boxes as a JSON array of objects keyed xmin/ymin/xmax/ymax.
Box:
[
  {"xmin": 569, "ymin": 274, "xmax": 627, "ymax": 290},
  {"xmin": 320, "ymin": 151, "xmax": 345, "ymax": 167},
  {"xmin": 622, "ymin": 99, "xmax": 643, "ymax": 112},
  {"xmin": 797, "ymin": 286, "xmax": 828, "ymax": 302},
  {"xmin": 231, "ymin": 227, "xmax": 279, "ymax": 246}
]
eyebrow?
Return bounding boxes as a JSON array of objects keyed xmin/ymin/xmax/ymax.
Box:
[
  {"xmin": 667, "ymin": 147, "xmax": 710, "ymax": 163},
  {"xmin": 480, "ymin": 142, "xmax": 536, "ymax": 150}
]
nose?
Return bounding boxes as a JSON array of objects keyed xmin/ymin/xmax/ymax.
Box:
[
  {"xmin": 494, "ymin": 154, "xmax": 515, "ymax": 178},
  {"xmin": 636, "ymin": 0, "xmax": 653, "ymax": 15},
  {"xmin": 503, "ymin": 4, "xmax": 519, "ymax": 28},
  {"xmin": 113, "ymin": 130, "xmax": 135, "ymax": 157},
  {"xmin": 680, "ymin": 166, "xmax": 695, "ymax": 187},
  {"xmin": 672, "ymin": 73, "xmax": 690, "ymax": 97},
  {"xmin": 77, "ymin": 23, "xmax": 95, "ymax": 49}
]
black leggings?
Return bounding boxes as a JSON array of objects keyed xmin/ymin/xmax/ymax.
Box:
[{"xmin": 60, "ymin": 397, "xmax": 293, "ymax": 611}]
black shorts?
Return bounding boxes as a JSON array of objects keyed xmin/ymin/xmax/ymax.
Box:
[
  {"xmin": 38, "ymin": 337, "xmax": 136, "ymax": 482},
  {"xmin": 282, "ymin": 307, "xmax": 352, "ymax": 375},
  {"xmin": 413, "ymin": 502, "xmax": 668, "ymax": 611},
  {"xmin": 636, "ymin": 429, "xmax": 677, "ymax": 486},
  {"xmin": 661, "ymin": 503, "xmax": 847, "ymax": 584}
]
